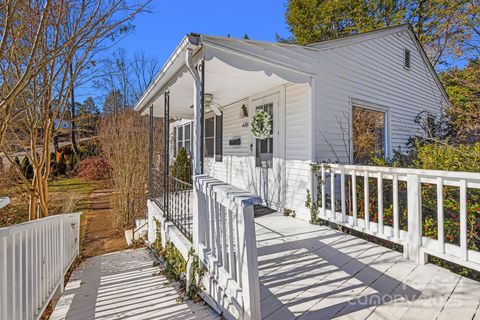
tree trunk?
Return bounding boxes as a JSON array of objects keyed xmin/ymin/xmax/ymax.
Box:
[{"xmin": 70, "ymin": 62, "xmax": 78, "ymax": 153}]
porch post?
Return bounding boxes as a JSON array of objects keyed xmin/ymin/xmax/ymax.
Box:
[
  {"xmin": 192, "ymin": 66, "xmax": 203, "ymax": 176},
  {"xmin": 164, "ymin": 90, "xmax": 170, "ymax": 219},
  {"xmin": 190, "ymin": 57, "xmax": 204, "ymax": 253},
  {"xmin": 148, "ymin": 105, "xmax": 153, "ymax": 199},
  {"xmin": 200, "ymin": 60, "xmax": 205, "ymax": 174}
]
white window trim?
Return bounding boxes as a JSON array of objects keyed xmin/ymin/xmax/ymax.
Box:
[
  {"xmin": 172, "ymin": 121, "xmax": 193, "ymax": 156},
  {"xmin": 204, "ymin": 115, "xmax": 215, "ymax": 158},
  {"xmin": 350, "ymin": 98, "xmax": 391, "ymax": 162}
]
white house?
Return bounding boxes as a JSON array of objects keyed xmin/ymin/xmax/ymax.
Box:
[{"xmin": 135, "ymin": 24, "xmax": 449, "ymax": 220}]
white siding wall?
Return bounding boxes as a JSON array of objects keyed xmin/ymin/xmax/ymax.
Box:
[
  {"xmin": 284, "ymin": 84, "xmax": 310, "ymax": 219},
  {"xmin": 312, "ymin": 30, "xmax": 448, "ymax": 162},
  {"xmin": 204, "ymin": 99, "xmax": 254, "ymax": 192},
  {"xmin": 204, "ymin": 84, "xmax": 312, "ymax": 219}
]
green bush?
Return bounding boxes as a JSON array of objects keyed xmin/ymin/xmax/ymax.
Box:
[
  {"xmin": 412, "ymin": 142, "xmax": 480, "ymax": 172},
  {"xmin": 172, "ymin": 148, "xmax": 192, "ymax": 183},
  {"xmin": 369, "ymin": 141, "xmax": 480, "ymax": 252}
]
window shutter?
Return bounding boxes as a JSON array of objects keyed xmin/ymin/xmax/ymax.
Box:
[{"xmin": 215, "ymin": 113, "xmax": 223, "ymax": 162}]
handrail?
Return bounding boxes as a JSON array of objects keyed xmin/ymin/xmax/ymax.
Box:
[
  {"xmin": 311, "ymin": 163, "xmax": 480, "ymax": 272},
  {"xmin": 194, "ymin": 175, "xmax": 262, "ymax": 320},
  {"xmin": 0, "ymin": 213, "xmax": 82, "ymax": 320}
]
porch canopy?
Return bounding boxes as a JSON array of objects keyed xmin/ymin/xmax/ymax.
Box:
[{"xmin": 134, "ymin": 33, "xmax": 319, "ymax": 119}]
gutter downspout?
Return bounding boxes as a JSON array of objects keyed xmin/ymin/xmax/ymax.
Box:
[{"xmin": 185, "ymin": 47, "xmax": 203, "ymax": 176}]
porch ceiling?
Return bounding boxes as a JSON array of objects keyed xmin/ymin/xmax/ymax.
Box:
[{"xmin": 146, "ymin": 57, "xmax": 301, "ymax": 118}]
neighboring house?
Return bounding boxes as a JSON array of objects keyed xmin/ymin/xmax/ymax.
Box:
[
  {"xmin": 0, "ymin": 197, "xmax": 10, "ymax": 210},
  {"xmin": 135, "ymin": 24, "xmax": 449, "ymax": 219},
  {"xmin": 54, "ymin": 119, "xmax": 71, "ymax": 133}
]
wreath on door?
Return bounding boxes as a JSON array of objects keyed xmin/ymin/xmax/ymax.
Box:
[{"xmin": 251, "ymin": 109, "xmax": 272, "ymax": 140}]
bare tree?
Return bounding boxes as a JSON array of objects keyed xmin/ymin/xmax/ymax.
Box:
[
  {"xmin": 96, "ymin": 49, "xmax": 160, "ymax": 112},
  {"xmin": 99, "ymin": 110, "xmax": 149, "ymax": 229},
  {"xmin": 0, "ymin": 0, "xmax": 152, "ymax": 220}
]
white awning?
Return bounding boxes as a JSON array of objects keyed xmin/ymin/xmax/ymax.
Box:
[{"xmin": 135, "ymin": 34, "xmax": 316, "ymax": 118}]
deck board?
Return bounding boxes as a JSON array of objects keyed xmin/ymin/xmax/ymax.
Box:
[
  {"xmin": 256, "ymin": 213, "xmax": 480, "ymax": 320},
  {"xmin": 50, "ymin": 249, "xmax": 220, "ymax": 320}
]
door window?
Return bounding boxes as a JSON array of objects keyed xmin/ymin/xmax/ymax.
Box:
[{"xmin": 255, "ymin": 102, "xmax": 273, "ymax": 168}]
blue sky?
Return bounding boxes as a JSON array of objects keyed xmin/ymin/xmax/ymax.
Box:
[{"xmin": 77, "ymin": 1, "xmax": 291, "ymax": 102}]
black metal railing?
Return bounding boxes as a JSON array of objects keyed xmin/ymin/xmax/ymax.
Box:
[{"xmin": 167, "ymin": 176, "xmax": 193, "ymax": 240}]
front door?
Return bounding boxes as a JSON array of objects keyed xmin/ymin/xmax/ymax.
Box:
[{"xmin": 251, "ymin": 93, "xmax": 281, "ymax": 208}]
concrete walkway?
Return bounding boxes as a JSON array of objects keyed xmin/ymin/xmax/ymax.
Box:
[{"xmin": 50, "ymin": 248, "xmax": 220, "ymax": 320}]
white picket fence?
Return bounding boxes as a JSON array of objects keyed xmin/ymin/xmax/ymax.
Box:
[
  {"xmin": 312, "ymin": 163, "xmax": 480, "ymax": 271},
  {"xmin": 0, "ymin": 213, "xmax": 82, "ymax": 320},
  {"xmin": 194, "ymin": 175, "xmax": 262, "ymax": 320}
]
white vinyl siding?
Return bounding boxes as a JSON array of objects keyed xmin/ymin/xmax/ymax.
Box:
[
  {"xmin": 204, "ymin": 99, "xmax": 253, "ymax": 192},
  {"xmin": 284, "ymin": 84, "xmax": 310, "ymax": 215},
  {"xmin": 312, "ymin": 30, "xmax": 447, "ymax": 162}
]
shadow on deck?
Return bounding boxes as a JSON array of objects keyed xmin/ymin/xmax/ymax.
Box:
[
  {"xmin": 50, "ymin": 249, "xmax": 219, "ymax": 320},
  {"xmin": 256, "ymin": 213, "xmax": 480, "ymax": 320}
]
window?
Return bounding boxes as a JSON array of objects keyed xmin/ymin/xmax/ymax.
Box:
[
  {"xmin": 352, "ymin": 105, "xmax": 386, "ymax": 164},
  {"xmin": 174, "ymin": 122, "xmax": 192, "ymax": 156},
  {"xmin": 205, "ymin": 117, "xmax": 214, "ymax": 157},
  {"xmin": 215, "ymin": 114, "xmax": 223, "ymax": 162},
  {"xmin": 255, "ymin": 102, "xmax": 273, "ymax": 168}
]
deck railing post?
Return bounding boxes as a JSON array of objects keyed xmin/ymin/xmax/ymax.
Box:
[
  {"xmin": 238, "ymin": 204, "xmax": 261, "ymax": 320},
  {"xmin": 407, "ymin": 174, "xmax": 422, "ymax": 262}
]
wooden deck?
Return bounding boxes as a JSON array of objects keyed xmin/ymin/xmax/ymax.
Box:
[
  {"xmin": 50, "ymin": 249, "xmax": 219, "ymax": 320},
  {"xmin": 256, "ymin": 213, "xmax": 480, "ymax": 320}
]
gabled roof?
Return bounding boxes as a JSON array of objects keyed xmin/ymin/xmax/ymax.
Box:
[{"xmin": 134, "ymin": 24, "xmax": 450, "ymax": 113}]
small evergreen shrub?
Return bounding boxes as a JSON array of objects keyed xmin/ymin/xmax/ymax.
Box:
[{"xmin": 172, "ymin": 148, "xmax": 192, "ymax": 183}]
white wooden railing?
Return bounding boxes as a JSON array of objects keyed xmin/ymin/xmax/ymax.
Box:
[
  {"xmin": 194, "ymin": 175, "xmax": 262, "ymax": 320},
  {"xmin": 0, "ymin": 213, "xmax": 82, "ymax": 320},
  {"xmin": 311, "ymin": 163, "xmax": 480, "ymax": 272}
]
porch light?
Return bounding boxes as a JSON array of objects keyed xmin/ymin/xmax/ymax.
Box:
[{"xmin": 239, "ymin": 104, "xmax": 248, "ymax": 118}]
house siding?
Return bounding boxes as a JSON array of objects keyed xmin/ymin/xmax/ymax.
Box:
[
  {"xmin": 284, "ymin": 84, "xmax": 310, "ymax": 218},
  {"xmin": 312, "ymin": 30, "xmax": 448, "ymax": 162},
  {"xmin": 204, "ymin": 99, "xmax": 253, "ymax": 193},
  {"xmin": 203, "ymin": 84, "xmax": 311, "ymax": 217}
]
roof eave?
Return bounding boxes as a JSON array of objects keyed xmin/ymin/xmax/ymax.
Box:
[{"xmin": 134, "ymin": 34, "xmax": 201, "ymax": 113}]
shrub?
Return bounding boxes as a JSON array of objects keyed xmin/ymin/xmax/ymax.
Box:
[
  {"xmin": 20, "ymin": 157, "xmax": 33, "ymax": 180},
  {"xmin": 49, "ymin": 152, "xmax": 57, "ymax": 176},
  {"xmin": 56, "ymin": 152, "xmax": 67, "ymax": 175},
  {"xmin": 172, "ymin": 147, "xmax": 192, "ymax": 183},
  {"xmin": 75, "ymin": 156, "xmax": 111, "ymax": 181},
  {"xmin": 413, "ymin": 142, "xmax": 480, "ymax": 172},
  {"xmin": 77, "ymin": 140, "xmax": 100, "ymax": 159},
  {"xmin": 283, "ymin": 208, "xmax": 296, "ymax": 218},
  {"xmin": 68, "ymin": 153, "xmax": 78, "ymax": 171}
]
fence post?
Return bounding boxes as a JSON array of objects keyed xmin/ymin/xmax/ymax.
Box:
[{"xmin": 407, "ymin": 174, "xmax": 422, "ymax": 262}]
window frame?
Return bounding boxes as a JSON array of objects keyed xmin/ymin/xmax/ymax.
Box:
[
  {"xmin": 204, "ymin": 114, "xmax": 223, "ymax": 162},
  {"xmin": 204, "ymin": 116, "xmax": 215, "ymax": 158},
  {"xmin": 350, "ymin": 99, "xmax": 391, "ymax": 163},
  {"xmin": 173, "ymin": 121, "xmax": 193, "ymax": 156}
]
